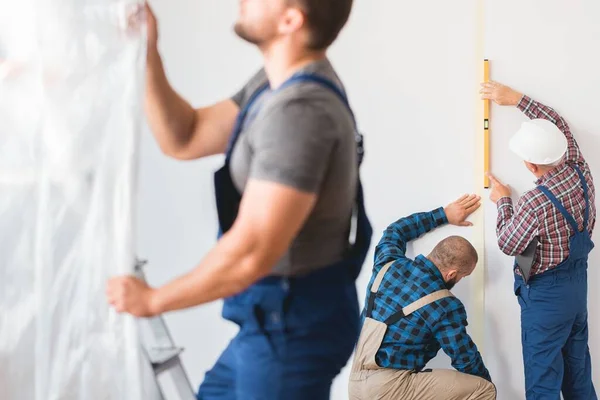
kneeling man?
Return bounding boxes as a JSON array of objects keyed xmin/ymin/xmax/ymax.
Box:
[{"xmin": 349, "ymin": 194, "xmax": 496, "ymax": 400}]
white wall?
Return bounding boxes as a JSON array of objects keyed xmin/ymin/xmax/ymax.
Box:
[{"xmin": 137, "ymin": 1, "xmax": 600, "ymax": 399}]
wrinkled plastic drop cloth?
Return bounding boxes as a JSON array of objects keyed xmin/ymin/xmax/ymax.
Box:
[{"xmin": 0, "ymin": 1, "xmax": 156, "ymax": 399}]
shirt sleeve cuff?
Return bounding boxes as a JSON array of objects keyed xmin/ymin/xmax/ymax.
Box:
[
  {"xmin": 496, "ymin": 197, "xmax": 513, "ymax": 211},
  {"xmin": 432, "ymin": 207, "xmax": 449, "ymax": 226},
  {"xmin": 517, "ymin": 94, "xmax": 531, "ymax": 111}
]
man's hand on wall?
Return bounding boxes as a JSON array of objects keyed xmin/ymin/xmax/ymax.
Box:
[
  {"xmin": 480, "ymin": 81, "xmax": 522, "ymax": 106},
  {"xmin": 444, "ymin": 194, "xmax": 481, "ymax": 227}
]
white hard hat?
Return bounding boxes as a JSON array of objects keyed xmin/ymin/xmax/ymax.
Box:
[{"xmin": 509, "ymin": 119, "xmax": 568, "ymax": 165}]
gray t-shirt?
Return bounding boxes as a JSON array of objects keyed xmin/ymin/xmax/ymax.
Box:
[{"xmin": 230, "ymin": 59, "xmax": 358, "ymax": 276}]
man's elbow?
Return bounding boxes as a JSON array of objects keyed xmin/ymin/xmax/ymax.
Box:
[
  {"xmin": 217, "ymin": 228, "xmax": 277, "ymax": 296},
  {"xmin": 154, "ymin": 115, "xmax": 198, "ymax": 160},
  {"xmin": 157, "ymin": 136, "xmax": 196, "ymax": 160},
  {"xmin": 234, "ymin": 253, "xmax": 272, "ymax": 291},
  {"xmin": 159, "ymin": 145, "xmax": 188, "ymax": 160},
  {"xmin": 498, "ymin": 241, "xmax": 518, "ymax": 256},
  {"xmin": 495, "ymin": 231, "xmax": 518, "ymax": 256}
]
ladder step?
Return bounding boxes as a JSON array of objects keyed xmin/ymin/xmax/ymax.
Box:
[
  {"xmin": 135, "ymin": 259, "xmax": 195, "ymax": 398},
  {"xmin": 149, "ymin": 347, "xmax": 184, "ymax": 375}
]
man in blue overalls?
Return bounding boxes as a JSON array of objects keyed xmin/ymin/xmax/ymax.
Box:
[
  {"xmin": 107, "ymin": 1, "xmax": 372, "ymax": 399},
  {"xmin": 482, "ymin": 80, "xmax": 597, "ymax": 399}
]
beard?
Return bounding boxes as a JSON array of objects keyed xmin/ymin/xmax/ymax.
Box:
[
  {"xmin": 234, "ymin": 21, "xmax": 273, "ymax": 46},
  {"xmin": 445, "ymin": 277, "xmax": 457, "ymax": 291},
  {"xmin": 234, "ymin": 21, "xmax": 259, "ymax": 44}
]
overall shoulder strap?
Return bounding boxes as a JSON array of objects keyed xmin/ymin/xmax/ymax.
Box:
[
  {"xmin": 227, "ymin": 73, "xmax": 364, "ymax": 164},
  {"xmin": 365, "ymin": 260, "xmax": 455, "ymax": 324},
  {"xmin": 537, "ymin": 185, "xmax": 580, "ymax": 232},
  {"xmin": 365, "ymin": 261, "xmax": 394, "ymax": 318},
  {"xmin": 225, "ymin": 82, "xmax": 270, "ymax": 159},
  {"xmin": 284, "ymin": 73, "xmax": 350, "ymax": 107},
  {"xmin": 385, "ymin": 289, "xmax": 454, "ymax": 326},
  {"xmin": 573, "ymin": 165, "xmax": 590, "ymax": 230},
  {"xmin": 279, "ymin": 73, "xmax": 365, "ymax": 167}
]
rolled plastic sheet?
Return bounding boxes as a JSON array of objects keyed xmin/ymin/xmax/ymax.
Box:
[{"xmin": 0, "ymin": 1, "xmax": 154, "ymax": 398}]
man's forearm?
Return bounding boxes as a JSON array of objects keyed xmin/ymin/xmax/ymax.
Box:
[
  {"xmin": 455, "ymin": 358, "xmax": 492, "ymax": 382},
  {"xmin": 495, "ymin": 197, "xmax": 538, "ymax": 256},
  {"xmin": 517, "ymin": 94, "xmax": 566, "ymax": 128},
  {"xmin": 495, "ymin": 197, "xmax": 517, "ymax": 255},
  {"xmin": 495, "ymin": 197, "xmax": 514, "ymax": 229},
  {"xmin": 149, "ymin": 231, "xmax": 266, "ymax": 314},
  {"xmin": 450, "ymin": 347, "xmax": 492, "ymax": 382},
  {"xmin": 388, "ymin": 207, "xmax": 448, "ymax": 242},
  {"xmin": 374, "ymin": 207, "xmax": 447, "ymax": 263},
  {"xmin": 145, "ymin": 47, "xmax": 197, "ymax": 157},
  {"xmin": 435, "ymin": 308, "xmax": 492, "ymax": 382}
]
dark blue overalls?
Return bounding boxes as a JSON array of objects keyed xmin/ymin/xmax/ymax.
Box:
[
  {"xmin": 514, "ymin": 165, "xmax": 596, "ymax": 400},
  {"xmin": 197, "ymin": 73, "xmax": 373, "ymax": 399}
]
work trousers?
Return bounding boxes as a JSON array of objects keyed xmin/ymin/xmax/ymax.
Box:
[
  {"xmin": 348, "ymin": 368, "xmax": 496, "ymax": 400},
  {"xmin": 197, "ymin": 268, "xmax": 360, "ymax": 399},
  {"xmin": 515, "ymin": 264, "xmax": 596, "ymax": 399}
]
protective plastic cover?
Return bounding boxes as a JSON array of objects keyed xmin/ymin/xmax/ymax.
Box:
[{"xmin": 0, "ymin": 1, "xmax": 152, "ymax": 398}]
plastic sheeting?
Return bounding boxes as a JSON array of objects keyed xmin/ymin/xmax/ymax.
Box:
[{"xmin": 0, "ymin": 1, "xmax": 152, "ymax": 398}]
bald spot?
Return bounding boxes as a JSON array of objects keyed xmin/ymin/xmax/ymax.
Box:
[{"xmin": 428, "ymin": 236, "xmax": 478, "ymax": 274}]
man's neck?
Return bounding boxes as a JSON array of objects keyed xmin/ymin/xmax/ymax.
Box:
[
  {"xmin": 534, "ymin": 164, "xmax": 561, "ymax": 182},
  {"xmin": 425, "ymin": 255, "xmax": 446, "ymax": 277},
  {"xmin": 261, "ymin": 41, "xmax": 326, "ymax": 88}
]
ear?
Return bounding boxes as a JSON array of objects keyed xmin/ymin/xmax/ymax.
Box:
[
  {"xmin": 277, "ymin": 7, "xmax": 305, "ymax": 35},
  {"xmin": 446, "ymin": 269, "xmax": 458, "ymax": 281},
  {"xmin": 524, "ymin": 161, "xmax": 538, "ymax": 174}
]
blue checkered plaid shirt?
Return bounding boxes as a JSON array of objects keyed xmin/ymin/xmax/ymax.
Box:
[{"xmin": 362, "ymin": 207, "xmax": 492, "ymax": 382}]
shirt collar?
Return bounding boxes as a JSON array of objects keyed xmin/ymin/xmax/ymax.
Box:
[
  {"xmin": 415, "ymin": 255, "xmax": 446, "ymax": 283},
  {"xmin": 535, "ymin": 162, "xmax": 570, "ymax": 185}
]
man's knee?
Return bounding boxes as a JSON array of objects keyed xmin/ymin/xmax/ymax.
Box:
[
  {"xmin": 475, "ymin": 380, "xmax": 497, "ymax": 400},
  {"xmin": 449, "ymin": 375, "xmax": 496, "ymax": 400}
]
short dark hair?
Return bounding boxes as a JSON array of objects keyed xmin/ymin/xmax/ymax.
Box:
[
  {"xmin": 429, "ymin": 236, "xmax": 478, "ymax": 273},
  {"xmin": 290, "ymin": 0, "xmax": 353, "ymax": 50}
]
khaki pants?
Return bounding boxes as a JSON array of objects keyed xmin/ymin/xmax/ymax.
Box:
[{"xmin": 349, "ymin": 368, "xmax": 497, "ymax": 400}]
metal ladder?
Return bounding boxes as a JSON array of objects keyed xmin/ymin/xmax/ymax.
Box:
[{"xmin": 134, "ymin": 259, "xmax": 196, "ymax": 400}]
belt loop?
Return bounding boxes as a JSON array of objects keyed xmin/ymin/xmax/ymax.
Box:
[{"xmin": 281, "ymin": 277, "xmax": 290, "ymax": 292}]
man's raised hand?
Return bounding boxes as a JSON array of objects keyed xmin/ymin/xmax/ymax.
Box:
[{"xmin": 445, "ymin": 194, "xmax": 482, "ymax": 227}]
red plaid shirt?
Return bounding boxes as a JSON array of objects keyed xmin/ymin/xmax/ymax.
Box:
[{"xmin": 495, "ymin": 95, "xmax": 596, "ymax": 276}]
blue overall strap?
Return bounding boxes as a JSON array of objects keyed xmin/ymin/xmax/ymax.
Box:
[
  {"xmin": 538, "ymin": 164, "xmax": 590, "ymax": 233},
  {"xmin": 282, "ymin": 74, "xmax": 371, "ymax": 270},
  {"xmin": 573, "ymin": 165, "xmax": 590, "ymax": 230},
  {"xmin": 225, "ymin": 72, "xmax": 364, "ymax": 166},
  {"xmin": 284, "ymin": 73, "xmax": 364, "ymax": 167},
  {"xmin": 225, "ymin": 82, "xmax": 270, "ymax": 161},
  {"xmin": 537, "ymin": 186, "xmax": 580, "ymax": 233},
  {"xmin": 286, "ymin": 73, "xmax": 351, "ymax": 111}
]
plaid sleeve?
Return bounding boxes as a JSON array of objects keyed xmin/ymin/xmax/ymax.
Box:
[
  {"xmin": 496, "ymin": 194, "xmax": 539, "ymax": 256},
  {"xmin": 431, "ymin": 301, "xmax": 492, "ymax": 382},
  {"xmin": 374, "ymin": 207, "xmax": 447, "ymax": 265},
  {"xmin": 517, "ymin": 95, "xmax": 586, "ymax": 169}
]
